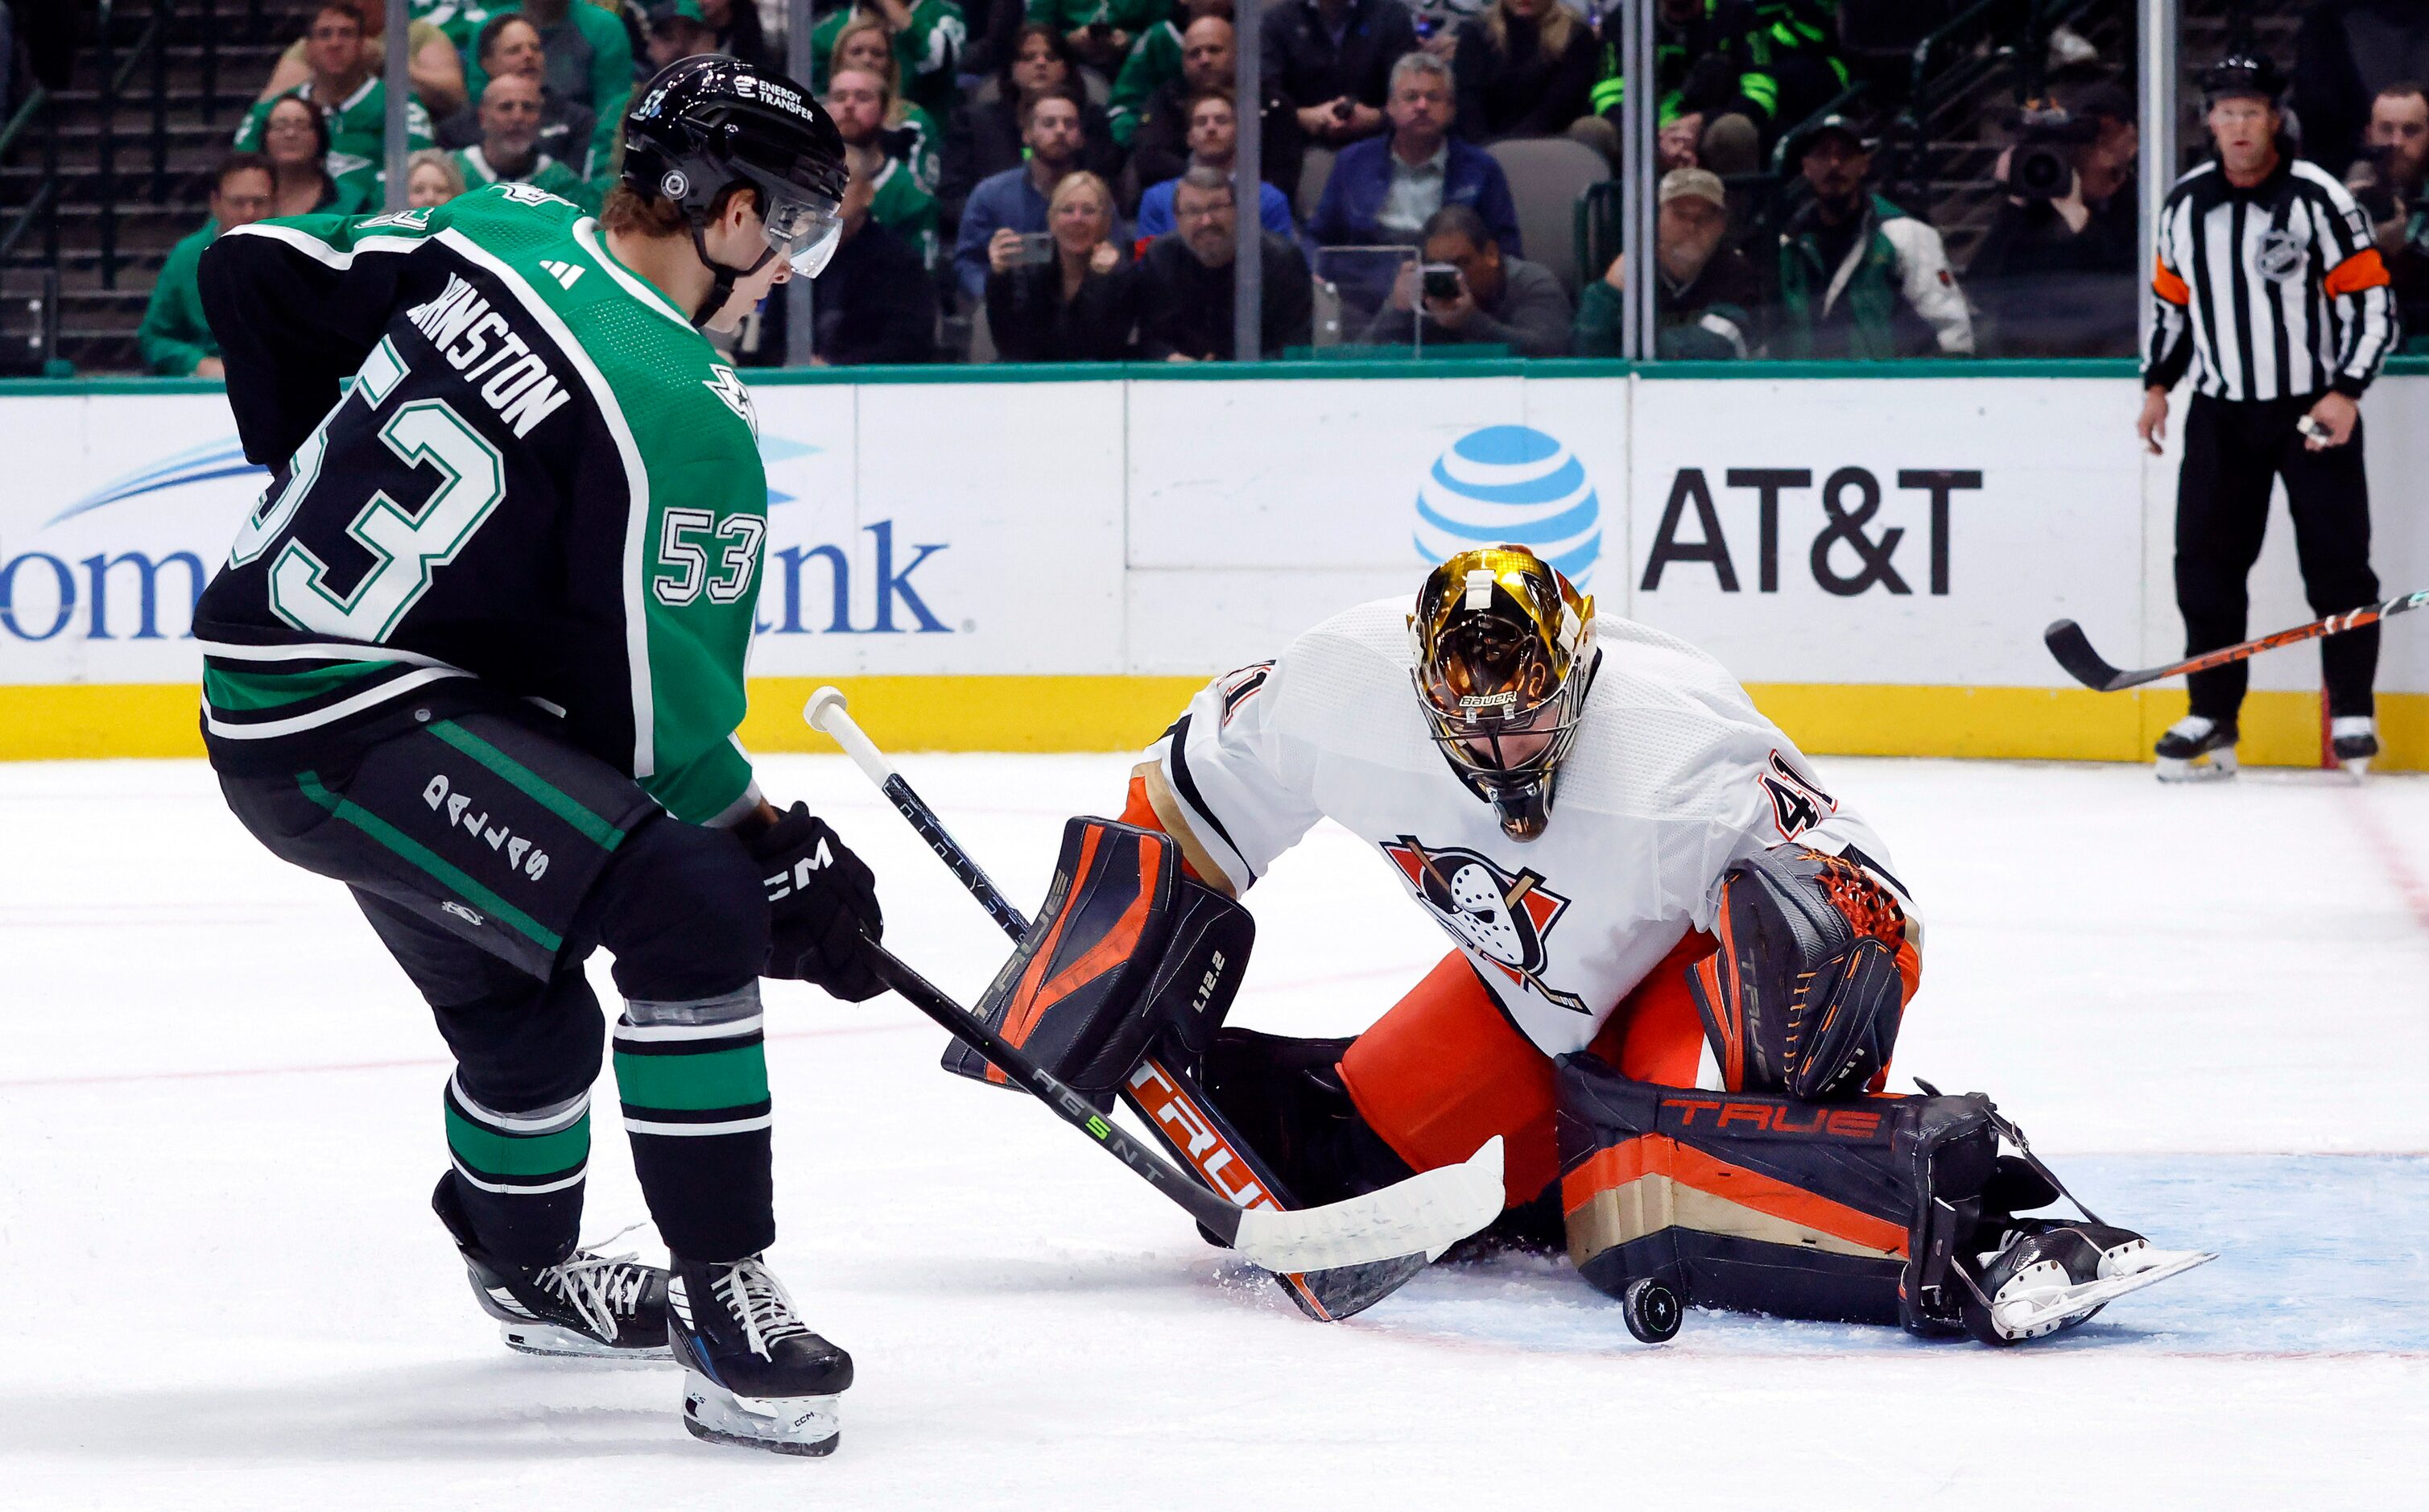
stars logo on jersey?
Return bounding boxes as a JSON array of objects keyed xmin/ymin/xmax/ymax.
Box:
[
  {"xmin": 1759, "ymin": 750, "xmax": 1836, "ymax": 840},
  {"xmin": 703, "ymin": 364, "xmax": 756, "ymax": 438},
  {"xmin": 538, "ymin": 258, "xmax": 586, "ymax": 291},
  {"xmin": 1381, "ymin": 836, "xmax": 1591, "ymax": 1015}
]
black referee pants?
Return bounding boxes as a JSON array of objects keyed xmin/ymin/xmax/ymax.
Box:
[{"xmin": 2174, "ymin": 392, "xmax": 2379, "ymax": 721}]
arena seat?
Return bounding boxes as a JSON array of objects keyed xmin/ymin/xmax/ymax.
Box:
[
  {"xmin": 1485, "ymin": 137, "xmax": 1609, "ymax": 295},
  {"xmin": 1296, "ymin": 145, "xmax": 1336, "ymax": 225}
]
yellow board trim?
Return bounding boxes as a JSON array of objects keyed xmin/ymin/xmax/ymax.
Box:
[{"xmin": 4, "ymin": 677, "xmax": 2424, "ymax": 769}]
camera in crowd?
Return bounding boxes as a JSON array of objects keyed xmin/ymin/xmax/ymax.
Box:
[{"xmin": 2009, "ymin": 101, "xmax": 2099, "ymax": 201}]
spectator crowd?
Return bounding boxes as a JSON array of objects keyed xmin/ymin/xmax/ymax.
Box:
[{"xmin": 101, "ymin": 1, "xmax": 2429, "ymax": 371}]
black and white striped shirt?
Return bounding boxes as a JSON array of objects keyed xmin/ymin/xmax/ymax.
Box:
[{"xmin": 2145, "ymin": 157, "xmax": 2398, "ymax": 403}]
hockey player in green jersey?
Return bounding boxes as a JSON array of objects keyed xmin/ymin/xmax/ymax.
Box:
[{"xmin": 195, "ymin": 56, "xmax": 879, "ymax": 1456}]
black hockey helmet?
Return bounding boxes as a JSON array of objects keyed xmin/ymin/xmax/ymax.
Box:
[
  {"xmin": 621, "ymin": 55, "xmax": 849, "ymax": 322},
  {"xmin": 2200, "ymin": 51, "xmax": 2286, "ymax": 109}
]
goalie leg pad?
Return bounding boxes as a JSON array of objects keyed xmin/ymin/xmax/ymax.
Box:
[
  {"xmin": 1555, "ymin": 1053, "xmax": 2002, "ymax": 1332},
  {"xmin": 1687, "ymin": 845, "xmax": 1914, "ymax": 1100},
  {"xmin": 942, "ymin": 818, "xmax": 1254, "ymax": 1095}
]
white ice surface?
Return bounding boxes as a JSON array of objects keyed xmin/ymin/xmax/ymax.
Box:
[{"xmin": 3, "ymin": 754, "xmax": 2426, "ymax": 1507}]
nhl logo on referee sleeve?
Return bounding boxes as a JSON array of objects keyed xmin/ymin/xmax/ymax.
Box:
[{"xmin": 2256, "ymin": 229, "xmax": 2307, "ymax": 283}]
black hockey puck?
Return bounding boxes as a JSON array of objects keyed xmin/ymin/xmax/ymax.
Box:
[{"xmin": 1621, "ymin": 1278, "xmax": 1682, "ymax": 1344}]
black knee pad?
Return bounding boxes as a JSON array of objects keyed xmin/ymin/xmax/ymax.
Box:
[
  {"xmin": 431, "ymin": 966, "xmax": 609, "ymax": 1113},
  {"xmin": 591, "ymin": 816, "xmax": 770, "ymax": 1003}
]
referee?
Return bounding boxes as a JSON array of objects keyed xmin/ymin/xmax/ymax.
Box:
[{"xmin": 2137, "ymin": 51, "xmax": 2398, "ymax": 779}]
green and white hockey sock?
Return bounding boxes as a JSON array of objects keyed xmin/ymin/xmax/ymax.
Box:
[
  {"xmin": 613, "ymin": 984, "xmax": 775, "ymax": 1262},
  {"xmin": 443, "ymin": 1074, "xmax": 591, "ymax": 1267}
]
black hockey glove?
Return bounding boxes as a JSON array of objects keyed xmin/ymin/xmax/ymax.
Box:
[{"xmin": 749, "ymin": 803, "xmax": 886, "ymax": 1001}]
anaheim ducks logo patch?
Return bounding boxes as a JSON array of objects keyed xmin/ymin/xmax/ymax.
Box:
[{"xmin": 1381, "ymin": 836, "xmax": 1591, "ymax": 1014}]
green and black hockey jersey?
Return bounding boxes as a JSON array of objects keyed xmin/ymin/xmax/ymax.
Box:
[{"xmin": 193, "ymin": 185, "xmax": 770, "ymax": 826}]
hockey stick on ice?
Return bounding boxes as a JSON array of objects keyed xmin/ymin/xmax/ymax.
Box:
[
  {"xmin": 2044, "ymin": 589, "xmax": 2429, "ymax": 692},
  {"xmin": 860, "ymin": 936, "xmax": 1502, "ymax": 1274},
  {"xmin": 803, "ymin": 689, "xmax": 1503, "ymax": 1281}
]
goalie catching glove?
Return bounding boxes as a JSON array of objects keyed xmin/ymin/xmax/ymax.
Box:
[
  {"xmin": 1689, "ymin": 845, "xmax": 1916, "ymax": 1100},
  {"xmin": 943, "ymin": 817, "xmax": 1254, "ymax": 1095}
]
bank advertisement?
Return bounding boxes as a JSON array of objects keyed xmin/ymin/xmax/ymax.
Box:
[{"xmin": 6, "ymin": 371, "xmax": 2424, "ymax": 724}]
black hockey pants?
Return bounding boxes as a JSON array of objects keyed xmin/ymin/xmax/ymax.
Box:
[
  {"xmin": 217, "ymin": 697, "xmax": 776, "ymax": 1267},
  {"xmin": 2174, "ymin": 393, "xmax": 2379, "ymax": 721}
]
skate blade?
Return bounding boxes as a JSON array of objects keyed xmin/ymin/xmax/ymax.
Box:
[
  {"xmin": 682, "ymin": 1372, "xmax": 841, "ymax": 1456},
  {"xmin": 2155, "ymin": 750, "xmax": 2236, "ymax": 783},
  {"xmin": 500, "ymin": 1320, "xmax": 671, "ymax": 1361},
  {"xmin": 2342, "ymin": 757, "xmax": 2372, "ymax": 780},
  {"xmin": 1990, "ymin": 1246, "xmax": 2216, "ymax": 1337}
]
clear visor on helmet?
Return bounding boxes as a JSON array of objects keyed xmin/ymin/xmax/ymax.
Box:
[{"xmin": 762, "ymin": 189, "xmax": 845, "ymax": 276}]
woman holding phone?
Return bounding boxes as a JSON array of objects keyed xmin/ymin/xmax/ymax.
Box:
[{"xmin": 985, "ymin": 170, "xmax": 1138, "ymax": 361}]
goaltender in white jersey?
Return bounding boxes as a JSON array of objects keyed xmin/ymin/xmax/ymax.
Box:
[
  {"xmin": 1137, "ymin": 593, "xmax": 1907, "ymax": 1063},
  {"xmin": 1091, "ymin": 545, "xmax": 2207, "ymax": 1345}
]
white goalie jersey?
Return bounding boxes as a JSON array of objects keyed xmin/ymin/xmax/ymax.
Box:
[{"xmin": 1135, "ymin": 598, "xmax": 1910, "ymax": 1057}]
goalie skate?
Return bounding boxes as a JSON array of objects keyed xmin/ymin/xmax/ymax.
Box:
[{"xmin": 1964, "ymin": 1220, "xmax": 2216, "ymax": 1345}]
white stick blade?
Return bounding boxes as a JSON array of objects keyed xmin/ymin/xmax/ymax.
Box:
[{"xmin": 1229, "ymin": 1135, "xmax": 1504, "ymax": 1274}]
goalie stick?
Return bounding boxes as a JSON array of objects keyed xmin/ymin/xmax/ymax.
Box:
[
  {"xmin": 804, "ymin": 688, "xmax": 1497, "ymax": 1308},
  {"xmin": 2045, "ymin": 589, "xmax": 2429, "ymax": 692},
  {"xmin": 861, "ymin": 937, "xmax": 1503, "ymax": 1275}
]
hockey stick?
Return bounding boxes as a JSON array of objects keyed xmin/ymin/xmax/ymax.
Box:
[
  {"xmin": 2044, "ymin": 589, "xmax": 2429, "ymax": 692},
  {"xmin": 803, "ymin": 688, "xmax": 1489, "ymax": 1311},
  {"xmin": 860, "ymin": 936, "xmax": 1502, "ymax": 1274}
]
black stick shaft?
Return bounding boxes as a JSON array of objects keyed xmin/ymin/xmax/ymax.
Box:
[
  {"xmin": 863, "ymin": 940, "xmax": 1243, "ymax": 1243},
  {"xmin": 878, "ymin": 773, "xmax": 1031, "ymax": 939}
]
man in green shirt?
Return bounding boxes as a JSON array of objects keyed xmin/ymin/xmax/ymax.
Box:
[
  {"xmin": 1107, "ymin": 0, "xmax": 1226, "ymax": 147},
  {"xmin": 139, "ymin": 154, "xmax": 276, "ymax": 377},
  {"xmin": 463, "ymin": 0, "xmax": 634, "ymax": 159},
  {"xmin": 826, "ymin": 66, "xmax": 942, "ymax": 268},
  {"xmin": 809, "ymin": 0, "xmax": 969, "ymax": 121},
  {"xmin": 1028, "ymin": 0, "xmax": 1171, "ymax": 75},
  {"xmin": 454, "ymin": 72, "xmax": 600, "ymax": 212},
  {"xmin": 235, "ymin": 3, "xmax": 435, "ymax": 209},
  {"xmin": 261, "ymin": 0, "xmax": 468, "ymax": 115}
]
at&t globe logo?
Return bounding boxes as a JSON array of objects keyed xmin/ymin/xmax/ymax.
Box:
[{"xmin": 1413, "ymin": 425, "xmax": 1601, "ymax": 587}]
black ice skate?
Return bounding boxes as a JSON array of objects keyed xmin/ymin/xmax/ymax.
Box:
[
  {"xmin": 1960, "ymin": 1218, "xmax": 2215, "ymax": 1345},
  {"xmin": 2154, "ymin": 716, "xmax": 2237, "ymax": 782},
  {"xmin": 669, "ymin": 1254, "xmax": 853, "ymax": 1456},
  {"xmin": 2331, "ymin": 717, "xmax": 2379, "ymax": 778},
  {"xmin": 431, "ymin": 1175, "xmax": 671, "ymax": 1359}
]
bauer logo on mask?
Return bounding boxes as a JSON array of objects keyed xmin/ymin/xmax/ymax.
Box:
[{"xmin": 1381, "ymin": 835, "xmax": 1590, "ymax": 1014}]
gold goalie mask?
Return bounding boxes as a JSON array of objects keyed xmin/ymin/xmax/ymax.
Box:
[{"xmin": 1408, "ymin": 546, "xmax": 1598, "ymax": 841}]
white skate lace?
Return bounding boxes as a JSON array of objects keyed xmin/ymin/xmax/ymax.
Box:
[
  {"xmin": 535, "ymin": 1221, "xmax": 651, "ymax": 1342},
  {"xmin": 713, "ymin": 1258, "xmax": 814, "ymax": 1359}
]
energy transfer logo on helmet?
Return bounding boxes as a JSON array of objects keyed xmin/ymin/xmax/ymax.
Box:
[
  {"xmin": 1407, "ymin": 545, "xmax": 1597, "ymax": 842},
  {"xmin": 621, "ymin": 55, "xmax": 849, "ymax": 325}
]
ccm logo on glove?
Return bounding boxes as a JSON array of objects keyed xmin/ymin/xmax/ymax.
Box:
[{"xmin": 765, "ymin": 836, "xmax": 836, "ymax": 900}]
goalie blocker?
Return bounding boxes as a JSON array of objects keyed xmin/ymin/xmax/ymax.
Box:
[{"xmin": 940, "ymin": 817, "xmax": 1254, "ymax": 1096}]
